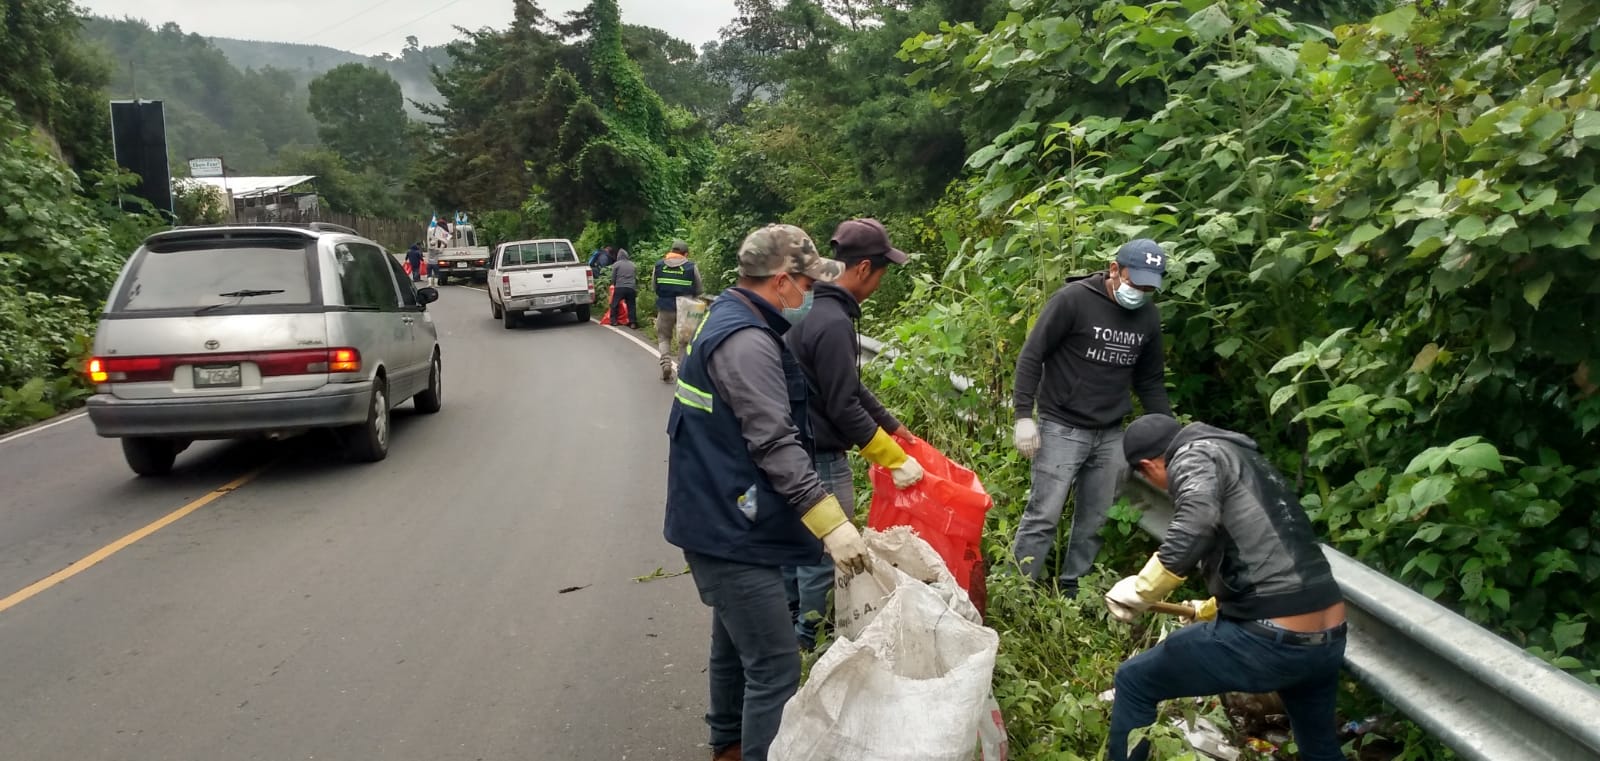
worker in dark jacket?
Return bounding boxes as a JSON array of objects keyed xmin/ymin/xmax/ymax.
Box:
[
  {"xmin": 1011, "ymin": 239, "xmax": 1174, "ymax": 597},
  {"xmin": 654, "ymin": 239, "xmax": 703, "ymax": 381},
  {"xmin": 664, "ymin": 223, "xmax": 852, "ymax": 761},
  {"xmin": 782, "ymin": 217, "xmax": 922, "ymax": 649},
  {"xmin": 405, "ymin": 243, "xmax": 424, "ymax": 283},
  {"xmin": 1105, "ymin": 414, "xmax": 1347, "ymax": 761},
  {"xmin": 609, "ymin": 248, "xmax": 639, "ymax": 329}
]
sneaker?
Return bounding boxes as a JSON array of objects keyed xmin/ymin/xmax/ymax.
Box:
[{"xmin": 660, "ymin": 360, "xmax": 675, "ymax": 383}]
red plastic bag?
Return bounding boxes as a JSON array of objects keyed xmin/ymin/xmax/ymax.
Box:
[{"xmin": 868, "ymin": 435, "xmax": 993, "ymax": 598}]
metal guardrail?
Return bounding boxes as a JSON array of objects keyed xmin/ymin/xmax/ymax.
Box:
[{"xmin": 858, "ymin": 331, "xmax": 1600, "ymax": 761}]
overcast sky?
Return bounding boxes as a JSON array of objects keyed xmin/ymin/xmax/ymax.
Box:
[{"xmin": 77, "ymin": 0, "xmax": 738, "ymax": 55}]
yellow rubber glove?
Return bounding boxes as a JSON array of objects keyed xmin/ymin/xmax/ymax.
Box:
[
  {"xmin": 1133, "ymin": 553, "xmax": 1186, "ymax": 603},
  {"xmin": 859, "ymin": 428, "xmax": 909, "ymax": 469},
  {"xmin": 801, "ymin": 495, "xmax": 868, "ymax": 575},
  {"xmin": 1184, "ymin": 597, "xmax": 1218, "ymax": 622}
]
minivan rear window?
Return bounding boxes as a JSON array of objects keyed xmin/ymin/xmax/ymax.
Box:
[
  {"xmin": 115, "ymin": 243, "xmax": 314, "ymax": 311},
  {"xmin": 500, "ymin": 241, "xmax": 576, "ymax": 267}
]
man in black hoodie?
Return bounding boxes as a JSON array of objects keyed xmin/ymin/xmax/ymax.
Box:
[
  {"xmin": 1103, "ymin": 414, "xmax": 1346, "ymax": 761},
  {"xmin": 1011, "ymin": 239, "xmax": 1174, "ymax": 597},
  {"xmin": 782, "ymin": 218, "xmax": 924, "ymax": 649}
]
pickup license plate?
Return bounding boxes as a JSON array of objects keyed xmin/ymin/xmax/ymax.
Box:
[
  {"xmin": 537, "ymin": 296, "xmax": 567, "ymax": 307},
  {"xmin": 193, "ymin": 364, "xmax": 242, "ymax": 388}
]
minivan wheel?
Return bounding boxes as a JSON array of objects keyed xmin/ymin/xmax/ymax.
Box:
[
  {"xmin": 122, "ymin": 437, "xmax": 178, "ymax": 477},
  {"xmin": 414, "ymin": 353, "xmax": 443, "ymax": 414},
  {"xmin": 343, "ymin": 381, "xmax": 390, "ymax": 463}
]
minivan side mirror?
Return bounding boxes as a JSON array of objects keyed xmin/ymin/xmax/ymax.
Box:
[{"xmin": 416, "ymin": 287, "xmax": 440, "ymax": 306}]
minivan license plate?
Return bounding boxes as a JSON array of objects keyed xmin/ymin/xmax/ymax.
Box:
[{"xmin": 194, "ymin": 364, "xmax": 242, "ymax": 388}]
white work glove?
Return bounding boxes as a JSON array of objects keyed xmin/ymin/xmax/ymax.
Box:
[
  {"xmin": 1014, "ymin": 418, "xmax": 1041, "ymax": 459},
  {"xmin": 821, "ymin": 521, "xmax": 870, "ymax": 577},
  {"xmin": 891, "ymin": 456, "xmax": 925, "ymax": 489},
  {"xmin": 1104, "ymin": 575, "xmax": 1150, "ymax": 623}
]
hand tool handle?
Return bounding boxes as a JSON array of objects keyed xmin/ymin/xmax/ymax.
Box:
[{"xmin": 1148, "ymin": 601, "xmax": 1197, "ymax": 618}]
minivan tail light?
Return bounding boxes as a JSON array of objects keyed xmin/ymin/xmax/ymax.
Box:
[
  {"xmin": 328, "ymin": 348, "xmax": 361, "ymax": 373},
  {"xmin": 87, "ymin": 348, "xmax": 362, "ymax": 383}
]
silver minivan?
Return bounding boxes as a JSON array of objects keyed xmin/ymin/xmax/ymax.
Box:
[{"xmin": 86, "ymin": 223, "xmax": 443, "ymax": 476}]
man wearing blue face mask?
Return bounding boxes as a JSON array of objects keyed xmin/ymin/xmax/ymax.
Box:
[{"xmin": 1010, "ymin": 238, "xmax": 1174, "ymax": 598}]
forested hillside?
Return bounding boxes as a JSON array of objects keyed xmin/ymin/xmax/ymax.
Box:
[
  {"xmin": 207, "ymin": 36, "xmax": 451, "ymax": 116},
  {"xmin": 85, "ymin": 17, "xmax": 320, "ymax": 173}
]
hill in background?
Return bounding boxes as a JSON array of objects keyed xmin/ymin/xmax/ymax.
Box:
[{"xmin": 207, "ymin": 36, "xmax": 448, "ymax": 114}]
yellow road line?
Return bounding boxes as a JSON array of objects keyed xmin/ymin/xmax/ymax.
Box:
[{"xmin": 0, "ymin": 466, "xmax": 270, "ymax": 615}]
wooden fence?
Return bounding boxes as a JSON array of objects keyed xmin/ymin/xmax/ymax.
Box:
[{"xmin": 233, "ymin": 207, "xmax": 419, "ymax": 251}]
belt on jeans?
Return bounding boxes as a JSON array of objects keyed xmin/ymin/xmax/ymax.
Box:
[{"xmin": 1237, "ymin": 619, "xmax": 1348, "ymax": 646}]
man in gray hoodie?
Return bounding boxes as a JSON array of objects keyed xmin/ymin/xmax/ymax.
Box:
[{"xmin": 609, "ymin": 248, "xmax": 639, "ymax": 329}]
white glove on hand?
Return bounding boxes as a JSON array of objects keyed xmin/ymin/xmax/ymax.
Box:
[
  {"xmin": 821, "ymin": 521, "xmax": 871, "ymax": 577},
  {"xmin": 1104, "ymin": 576, "xmax": 1150, "ymax": 623},
  {"xmin": 891, "ymin": 456, "xmax": 925, "ymax": 489},
  {"xmin": 1014, "ymin": 419, "xmax": 1041, "ymax": 459}
]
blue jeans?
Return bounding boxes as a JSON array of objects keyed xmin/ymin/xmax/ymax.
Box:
[
  {"xmin": 1109, "ymin": 619, "xmax": 1346, "ymax": 761},
  {"xmin": 685, "ymin": 551, "xmax": 801, "ymax": 761},
  {"xmin": 783, "ymin": 450, "xmax": 855, "ymax": 648},
  {"xmin": 1011, "ymin": 420, "xmax": 1125, "ymax": 591}
]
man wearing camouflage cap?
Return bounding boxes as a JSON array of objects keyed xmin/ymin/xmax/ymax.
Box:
[{"xmin": 664, "ymin": 224, "xmax": 857, "ymax": 761}]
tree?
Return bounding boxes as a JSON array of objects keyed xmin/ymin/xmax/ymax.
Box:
[
  {"xmin": 308, "ymin": 63, "xmax": 410, "ymax": 177},
  {"xmin": 0, "ymin": 0, "xmax": 112, "ymax": 169}
]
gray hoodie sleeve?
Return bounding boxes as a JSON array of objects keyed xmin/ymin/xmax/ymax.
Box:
[{"xmin": 706, "ymin": 328, "xmax": 829, "ymax": 511}]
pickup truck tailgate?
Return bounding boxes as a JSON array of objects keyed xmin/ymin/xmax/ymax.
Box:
[{"xmin": 506, "ymin": 266, "xmax": 588, "ymax": 297}]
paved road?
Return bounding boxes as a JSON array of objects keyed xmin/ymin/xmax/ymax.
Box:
[{"xmin": 0, "ymin": 286, "xmax": 709, "ymax": 760}]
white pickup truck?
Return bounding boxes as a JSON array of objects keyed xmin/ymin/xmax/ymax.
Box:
[{"xmin": 487, "ymin": 238, "xmax": 596, "ymax": 328}]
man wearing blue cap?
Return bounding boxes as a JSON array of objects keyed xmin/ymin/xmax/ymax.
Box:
[{"xmin": 1010, "ymin": 238, "xmax": 1174, "ymax": 597}]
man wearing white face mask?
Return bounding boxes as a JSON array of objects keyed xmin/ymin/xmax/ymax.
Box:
[{"xmin": 1010, "ymin": 238, "xmax": 1174, "ymax": 597}]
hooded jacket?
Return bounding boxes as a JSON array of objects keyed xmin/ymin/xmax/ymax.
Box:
[
  {"xmin": 1159, "ymin": 423, "xmax": 1343, "ymax": 621},
  {"xmin": 785, "ymin": 282, "xmax": 902, "ymax": 454},
  {"xmin": 1012, "ymin": 272, "xmax": 1171, "ymax": 429},
  {"xmin": 611, "ymin": 250, "xmax": 637, "ymax": 290}
]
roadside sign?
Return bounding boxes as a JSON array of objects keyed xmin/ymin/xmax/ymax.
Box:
[{"xmin": 188, "ymin": 157, "xmax": 224, "ymax": 178}]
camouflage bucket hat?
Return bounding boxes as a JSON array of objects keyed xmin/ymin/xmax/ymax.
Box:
[{"xmin": 737, "ymin": 224, "xmax": 843, "ymax": 282}]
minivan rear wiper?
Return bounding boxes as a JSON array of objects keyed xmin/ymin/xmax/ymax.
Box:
[
  {"xmin": 217, "ymin": 289, "xmax": 285, "ymax": 298},
  {"xmin": 194, "ymin": 289, "xmax": 286, "ymax": 315}
]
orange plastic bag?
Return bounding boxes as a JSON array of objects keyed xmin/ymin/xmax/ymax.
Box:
[
  {"xmin": 598, "ymin": 285, "xmax": 632, "ymax": 325},
  {"xmin": 867, "ymin": 435, "xmax": 993, "ymax": 597}
]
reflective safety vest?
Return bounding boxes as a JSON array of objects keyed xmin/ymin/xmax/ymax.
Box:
[
  {"xmin": 654, "ymin": 260, "xmax": 698, "ymax": 310},
  {"xmin": 663, "ymin": 288, "xmax": 823, "ymax": 567}
]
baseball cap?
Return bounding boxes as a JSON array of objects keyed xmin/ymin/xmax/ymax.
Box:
[
  {"xmin": 1115, "ymin": 239, "xmax": 1169, "ymax": 290},
  {"xmin": 738, "ymin": 224, "xmax": 843, "ymax": 281},
  {"xmin": 670, "ymin": 239, "xmax": 689, "ymax": 253},
  {"xmin": 829, "ymin": 218, "xmax": 909, "ymax": 265},
  {"xmin": 1123, "ymin": 414, "xmax": 1183, "ymax": 466}
]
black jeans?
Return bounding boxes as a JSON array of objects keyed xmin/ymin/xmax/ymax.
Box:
[
  {"xmin": 610, "ymin": 286, "xmax": 637, "ymax": 326},
  {"xmin": 1109, "ymin": 617, "xmax": 1346, "ymax": 761}
]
